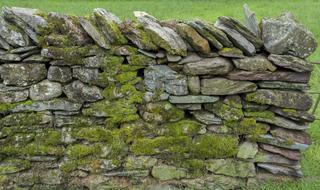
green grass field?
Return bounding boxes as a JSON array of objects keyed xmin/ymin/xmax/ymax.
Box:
[{"xmin": 1, "ymin": 0, "xmax": 320, "ymax": 189}]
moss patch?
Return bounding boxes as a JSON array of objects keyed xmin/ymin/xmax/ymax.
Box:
[
  {"xmin": 225, "ymin": 118, "xmax": 269, "ymax": 137},
  {"xmin": 72, "ymin": 127, "xmax": 112, "ymax": 142},
  {"xmin": 162, "ymin": 119, "xmax": 203, "ymax": 137},
  {"xmin": 66, "ymin": 144, "xmax": 101, "ymax": 159}
]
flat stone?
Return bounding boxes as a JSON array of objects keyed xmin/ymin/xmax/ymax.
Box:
[
  {"xmin": 166, "ymin": 54, "xmax": 182, "ymax": 62},
  {"xmin": 11, "ymin": 98, "xmax": 82, "ymax": 112},
  {"xmin": 112, "ymin": 45, "xmax": 137, "ymax": 56},
  {"xmin": 48, "ymin": 66, "xmax": 72, "ymax": 83},
  {"xmin": 254, "ymin": 151, "xmax": 299, "ymax": 166},
  {"xmin": 124, "ymin": 156, "xmax": 157, "ymax": 170},
  {"xmin": 176, "ymin": 22, "xmax": 211, "ymax": 54},
  {"xmin": 190, "ymin": 110, "xmax": 222, "ymax": 125},
  {"xmin": 54, "ymin": 115, "xmax": 105, "ymax": 128},
  {"xmin": 262, "ymin": 12, "xmax": 317, "ymax": 58},
  {"xmin": 0, "ymin": 159, "xmax": 30, "ymax": 174},
  {"xmin": 169, "ymin": 95, "xmax": 219, "ymax": 104},
  {"xmin": 257, "ymin": 163, "xmax": 302, "ymax": 177},
  {"xmin": 257, "ymin": 81, "xmax": 309, "ymax": 91},
  {"xmin": 151, "ymin": 165, "xmax": 187, "ymax": 180},
  {"xmin": 183, "ymin": 57, "xmax": 233, "ymax": 75},
  {"xmin": 178, "ymin": 52, "xmax": 202, "ymax": 64},
  {"xmin": 242, "ymin": 101, "xmax": 269, "ymax": 111},
  {"xmin": 144, "ymin": 65, "xmax": 188, "ymax": 95},
  {"xmin": 243, "ymin": 4, "xmax": 260, "ymax": 37},
  {"xmin": 0, "ymin": 53, "xmax": 21, "ymax": 62},
  {"xmin": 103, "ymin": 170, "xmax": 149, "ymax": 177},
  {"xmin": 143, "ymin": 91, "xmax": 169, "ymax": 102},
  {"xmin": 40, "ymin": 169, "xmax": 62, "ymax": 185},
  {"xmin": 237, "ymin": 142, "xmax": 258, "ymax": 159},
  {"xmin": 201, "ymin": 78, "xmax": 257, "ymax": 95},
  {"xmin": 0, "ymin": 14, "xmax": 30, "ymax": 47},
  {"xmin": 0, "ymin": 89, "xmax": 29, "ymax": 103},
  {"xmin": 207, "ymin": 124, "xmax": 231, "ymax": 134},
  {"xmin": 0, "ymin": 63, "xmax": 47, "ymax": 86},
  {"xmin": 134, "ymin": 11, "xmax": 187, "ymax": 56},
  {"xmin": 0, "ymin": 112, "xmax": 52, "ymax": 127},
  {"xmin": 227, "ymin": 70, "xmax": 310, "ymax": 83},
  {"xmin": 259, "ymin": 144, "xmax": 301, "ymax": 161},
  {"xmin": 83, "ymin": 56, "xmax": 106, "ymax": 68},
  {"xmin": 271, "ymin": 128, "xmax": 311, "ymax": 145},
  {"xmin": 268, "ymin": 54, "xmax": 313, "ymax": 72},
  {"xmin": 79, "ymin": 17, "xmax": 110, "ymax": 49},
  {"xmin": 187, "ymin": 76, "xmax": 200, "ymax": 94},
  {"xmin": 63, "ymin": 80, "xmax": 103, "ymax": 103},
  {"xmin": 215, "ymin": 19, "xmax": 256, "ymax": 55},
  {"xmin": 29, "ymin": 80, "xmax": 62, "ymax": 101},
  {"xmin": 206, "ymin": 159, "xmax": 255, "ymax": 178},
  {"xmin": 176, "ymin": 104, "xmax": 202, "ymax": 111},
  {"xmin": 0, "ymin": 35, "xmax": 11, "ymax": 50},
  {"xmin": 269, "ymin": 107, "xmax": 315, "ymax": 122},
  {"xmin": 255, "ymin": 116, "xmax": 308, "ymax": 131},
  {"xmin": 23, "ymin": 54, "xmax": 50, "ymax": 63},
  {"xmin": 72, "ymin": 67, "xmax": 99, "ymax": 84},
  {"xmin": 10, "ymin": 46, "xmax": 38, "ymax": 54},
  {"xmin": 218, "ymin": 47, "xmax": 244, "ymax": 58},
  {"xmin": 245, "ymin": 89, "xmax": 312, "ymax": 111},
  {"xmin": 232, "ymin": 55, "xmax": 277, "ymax": 71}
]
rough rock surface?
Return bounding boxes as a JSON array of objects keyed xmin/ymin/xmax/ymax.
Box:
[
  {"xmin": 183, "ymin": 57, "xmax": 233, "ymax": 75},
  {"xmin": 63, "ymin": 80, "xmax": 103, "ymax": 103},
  {"xmin": 29, "ymin": 80, "xmax": 62, "ymax": 101},
  {"xmin": 268, "ymin": 54, "xmax": 313, "ymax": 72},
  {"xmin": 233, "ymin": 55, "xmax": 277, "ymax": 71}
]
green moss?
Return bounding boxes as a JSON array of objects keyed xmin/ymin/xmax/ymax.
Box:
[
  {"xmin": 72, "ymin": 127, "xmax": 112, "ymax": 142},
  {"xmin": 282, "ymin": 108, "xmax": 298, "ymax": 114},
  {"xmin": 66, "ymin": 144, "xmax": 101, "ymax": 159},
  {"xmin": 225, "ymin": 118, "xmax": 269, "ymax": 137},
  {"xmin": 245, "ymin": 92, "xmax": 269, "ymax": 105},
  {"xmin": 127, "ymin": 53, "xmax": 155, "ymax": 66},
  {"xmin": 0, "ymin": 159, "xmax": 31, "ymax": 175},
  {"xmin": 190, "ymin": 134, "xmax": 238, "ymax": 159},
  {"xmin": 205, "ymin": 101, "xmax": 243, "ymax": 122},
  {"xmin": 115, "ymin": 72, "xmax": 139, "ymax": 84},
  {"xmin": 180, "ymin": 159, "xmax": 206, "ymax": 177},
  {"xmin": 34, "ymin": 130, "xmax": 62, "ymax": 146},
  {"xmin": 163, "ymin": 119, "xmax": 203, "ymax": 137},
  {"xmin": 244, "ymin": 111, "xmax": 275, "ymax": 120},
  {"xmin": 111, "ymin": 45, "xmax": 137, "ymax": 55},
  {"xmin": 0, "ymin": 100, "xmax": 33, "ymax": 113},
  {"xmin": 0, "ymin": 112, "xmax": 44, "ymax": 127},
  {"xmin": 0, "ymin": 143, "xmax": 64, "ymax": 156},
  {"xmin": 60, "ymin": 159, "xmax": 91, "ymax": 173},
  {"xmin": 39, "ymin": 33, "xmax": 73, "ymax": 47}
]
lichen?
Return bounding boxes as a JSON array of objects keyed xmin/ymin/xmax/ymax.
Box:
[
  {"xmin": 162, "ymin": 119, "xmax": 203, "ymax": 137},
  {"xmin": 0, "ymin": 112, "xmax": 44, "ymax": 127},
  {"xmin": 34, "ymin": 130, "xmax": 62, "ymax": 146},
  {"xmin": 72, "ymin": 127, "xmax": 112, "ymax": 142},
  {"xmin": 0, "ymin": 143, "xmax": 64, "ymax": 156},
  {"xmin": 244, "ymin": 111, "xmax": 275, "ymax": 120},
  {"xmin": 225, "ymin": 118, "xmax": 269, "ymax": 137},
  {"xmin": 0, "ymin": 100, "xmax": 33, "ymax": 113},
  {"xmin": 127, "ymin": 53, "xmax": 155, "ymax": 66},
  {"xmin": 66, "ymin": 144, "xmax": 101, "ymax": 159},
  {"xmin": 205, "ymin": 101, "xmax": 243, "ymax": 122}
]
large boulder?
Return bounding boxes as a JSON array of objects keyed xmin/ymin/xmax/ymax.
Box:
[
  {"xmin": 183, "ymin": 57, "xmax": 233, "ymax": 75},
  {"xmin": 262, "ymin": 12, "xmax": 317, "ymax": 58}
]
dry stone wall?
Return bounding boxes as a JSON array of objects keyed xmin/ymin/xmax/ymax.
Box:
[{"xmin": 0, "ymin": 5, "xmax": 317, "ymax": 190}]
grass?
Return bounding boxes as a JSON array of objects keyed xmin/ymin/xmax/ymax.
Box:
[{"xmin": 1, "ymin": 0, "xmax": 320, "ymax": 189}]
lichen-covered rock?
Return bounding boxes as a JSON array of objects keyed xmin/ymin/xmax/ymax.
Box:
[
  {"xmin": 72, "ymin": 67, "xmax": 100, "ymax": 84},
  {"xmin": 255, "ymin": 115, "xmax": 308, "ymax": 130},
  {"xmin": 201, "ymin": 78, "xmax": 257, "ymax": 95},
  {"xmin": 0, "ymin": 159, "xmax": 30, "ymax": 174},
  {"xmin": 63, "ymin": 80, "xmax": 103, "ymax": 103},
  {"xmin": 243, "ymin": 4, "xmax": 260, "ymax": 37},
  {"xmin": 190, "ymin": 111, "xmax": 222, "ymax": 125},
  {"xmin": 124, "ymin": 156, "xmax": 157, "ymax": 170},
  {"xmin": 0, "ymin": 53, "xmax": 21, "ymax": 62},
  {"xmin": 254, "ymin": 151, "xmax": 299, "ymax": 166},
  {"xmin": 0, "ymin": 112, "xmax": 52, "ymax": 127},
  {"xmin": 151, "ymin": 165, "xmax": 187, "ymax": 180},
  {"xmin": 233, "ymin": 55, "xmax": 277, "ymax": 71},
  {"xmin": 93, "ymin": 8, "xmax": 127, "ymax": 45},
  {"xmin": 257, "ymin": 81, "xmax": 309, "ymax": 91},
  {"xmin": 262, "ymin": 12, "xmax": 317, "ymax": 58},
  {"xmin": 227, "ymin": 70, "xmax": 311, "ymax": 83},
  {"xmin": 178, "ymin": 52, "xmax": 202, "ymax": 64},
  {"xmin": 218, "ymin": 47, "xmax": 244, "ymax": 58},
  {"xmin": 29, "ymin": 80, "xmax": 62, "ymax": 101},
  {"xmin": 144, "ymin": 65, "xmax": 188, "ymax": 95},
  {"xmin": 268, "ymin": 54, "xmax": 313, "ymax": 72},
  {"xmin": 259, "ymin": 144, "xmax": 301, "ymax": 161},
  {"xmin": 127, "ymin": 53, "xmax": 156, "ymax": 66},
  {"xmin": 47, "ymin": 66, "xmax": 72, "ymax": 83},
  {"xmin": 257, "ymin": 163, "xmax": 302, "ymax": 177},
  {"xmin": 169, "ymin": 95, "xmax": 219, "ymax": 104},
  {"xmin": 0, "ymin": 63, "xmax": 46, "ymax": 86},
  {"xmin": 79, "ymin": 17, "xmax": 110, "ymax": 49},
  {"xmin": 39, "ymin": 169, "xmax": 62, "ymax": 185},
  {"xmin": 134, "ymin": 11, "xmax": 187, "ymax": 56},
  {"xmin": 183, "ymin": 57, "xmax": 233, "ymax": 75},
  {"xmin": 245, "ymin": 89, "xmax": 312, "ymax": 111},
  {"xmin": 176, "ymin": 23, "xmax": 211, "ymax": 54},
  {"xmin": 206, "ymin": 159, "xmax": 256, "ymax": 178},
  {"xmin": 0, "ymin": 88, "xmax": 29, "ymax": 103},
  {"xmin": 269, "ymin": 107, "xmax": 315, "ymax": 122},
  {"xmin": 271, "ymin": 128, "xmax": 311, "ymax": 145},
  {"xmin": 237, "ymin": 142, "xmax": 258, "ymax": 159}
]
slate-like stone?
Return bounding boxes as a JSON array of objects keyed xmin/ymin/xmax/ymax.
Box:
[
  {"xmin": 271, "ymin": 128, "xmax": 311, "ymax": 145},
  {"xmin": 206, "ymin": 159, "xmax": 255, "ymax": 178},
  {"xmin": 144, "ymin": 65, "xmax": 188, "ymax": 95},
  {"xmin": 218, "ymin": 47, "xmax": 244, "ymax": 58},
  {"xmin": 183, "ymin": 57, "xmax": 233, "ymax": 75},
  {"xmin": 242, "ymin": 101, "xmax": 269, "ymax": 111},
  {"xmin": 190, "ymin": 110, "xmax": 222, "ymax": 125},
  {"xmin": 259, "ymin": 144, "xmax": 301, "ymax": 161},
  {"xmin": 134, "ymin": 11, "xmax": 187, "ymax": 56},
  {"xmin": 254, "ymin": 151, "xmax": 299, "ymax": 166},
  {"xmin": 257, "ymin": 81, "xmax": 309, "ymax": 91},
  {"xmin": 0, "ymin": 89, "xmax": 29, "ymax": 103},
  {"xmin": 124, "ymin": 156, "xmax": 157, "ymax": 170},
  {"xmin": 268, "ymin": 54, "xmax": 313, "ymax": 72},
  {"xmin": 79, "ymin": 17, "xmax": 110, "ymax": 49},
  {"xmin": 48, "ymin": 66, "xmax": 72, "ymax": 83},
  {"xmin": 63, "ymin": 80, "xmax": 103, "ymax": 103},
  {"xmin": 227, "ymin": 70, "xmax": 310, "ymax": 83},
  {"xmin": 143, "ymin": 91, "xmax": 169, "ymax": 103},
  {"xmin": 72, "ymin": 67, "xmax": 100, "ymax": 84},
  {"xmin": 257, "ymin": 163, "xmax": 302, "ymax": 177},
  {"xmin": 10, "ymin": 46, "xmax": 38, "ymax": 53},
  {"xmin": 0, "ymin": 159, "xmax": 31, "ymax": 174},
  {"xmin": 169, "ymin": 95, "xmax": 219, "ymax": 104},
  {"xmin": 29, "ymin": 80, "xmax": 62, "ymax": 101},
  {"xmin": 232, "ymin": 55, "xmax": 277, "ymax": 71},
  {"xmin": 0, "ymin": 112, "xmax": 53, "ymax": 127},
  {"xmin": 23, "ymin": 54, "xmax": 50, "ymax": 63},
  {"xmin": 269, "ymin": 107, "xmax": 315, "ymax": 122},
  {"xmin": 178, "ymin": 52, "xmax": 202, "ymax": 65},
  {"xmin": 0, "ymin": 35, "xmax": 11, "ymax": 50},
  {"xmin": 0, "ymin": 63, "xmax": 46, "ymax": 86},
  {"xmin": 176, "ymin": 104, "xmax": 202, "ymax": 111},
  {"xmin": 262, "ymin": 12, "xmax": 317, "ymax": 58},
  {"xmin": 243, "ymin": 4, "xmax": 260, "ymax": 37},
  {"xmin": 255, "ymin": 116, "xmax": 308, "ymax": 131},
  {"xmin": 237, "ymin": 141, "xmax": 258, "ymax": 159},
  {"xmin": 187, "ymin": 76, "xmax": 200, "ymax": 94},
  {"xmin": 245, "ymin": 89, "xmax": 312, "ymax": 111},
  {"xmin": 0, "ymin": 53, "xmax": 21, "ymax": 62},
  {"xmin": 151, "ymin": 165, "xmax": 187, "ymax": 180},
  {"xmin": 201, "ymin": 78, "xmax": 257, "ymax": 95}
]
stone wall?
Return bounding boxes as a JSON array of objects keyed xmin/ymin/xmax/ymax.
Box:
[{"xmin": 0, "ymin": 5, "xmax": 317, "ymax": 190}]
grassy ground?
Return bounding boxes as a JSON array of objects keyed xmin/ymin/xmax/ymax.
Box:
[{"xmin": 1, "ymin": 0, "xmax": 320, "ymax": 189}]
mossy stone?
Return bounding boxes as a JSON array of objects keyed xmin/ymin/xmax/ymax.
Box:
[
  {"xmin": 162, "ymin": 119, "xmax": 204, "ymax": 137},
  {"xmin": 66, "ymin": 144, "xmax": 101, "ymax": 159},
  {"xmin": 151, "ymin": 165, "xmax": 187, "ymax": 180},
  {"xmin": 0, "ymin": 159, "xmax": 31, "ymax": 174},
  {"xmin": 72, "ymin": 127, "xmax": 112, "ymax": 142}
]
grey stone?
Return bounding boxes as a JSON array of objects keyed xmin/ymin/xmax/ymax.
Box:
[
  {"xmin": 144, "ymin": 65, "xmax": 188, "ymax": 95},
  {"xmin": 29, "ymin": 80, "xmax": 62, "ymax": 101},
  {"xmin": 63, "ymin": 80, "xmax": 103, "ymax": 103},
  {"xmin": 0, "ymin": 112, "xmax": 52, "ymax": 127},
  {"xmin": 255, "ymin": 116, "xmax": 308, "ymax": 131},
  {"xmin": 183, "ymin": 57, "xmax": 233, "ymax": 75},
  {"xmin": 218, "ymin": 47, "xmax": 244, "ymax": 58},
  {"xmin": 10, "ymin": 45, "xmax": 38, "ymax": 53},
  {"xmin": 83, "ymin": 56, "xmax": 105, "ymax": 68},
  {"xmin": 124, "ymin": 156, "xmax": 157, "ymax": 170},
  {"xmin": 79, "ymin": 17, "xmax": 110, "ymax": 49},
  {"xmin": 258, "ymin": 81, "xmax": 309, "ymax": 91},
  {"xmin": 176, "ymin": 104, "xmax": 202, "ymax": 111},
  {"xmin": 187, "ymin": 76, "xmax": 200, "ymax": 94},
  {"xmin": 143, "ymin": 91, "xmax": 169, "ymax": 102},
  {"xmin": 262, "ymin": 12, "xmax": 317, "ymax": 58},
  {"xmin": 269, "ymin": 107, "xmax": 315, "ymax": 122},
  {"xmin": 178, "ymin": 52, "xmax": 202, "ymax": 64},
  {"xmin": 232, "ymin": 55, "xmax": 277, "ymax": 71},
  {"xmin": 151, "ymin": 165, "xmax": 187, "ymax": 180},
  {"xmin": 190, "ymin": 110, "xmax": 222, "ymax": 125},
  {"xmin": 48, "ymin": 66, "xmax": 72, "ymax": 83},
  {"xmin": 0, "ymin": 35, "xmax": 11, "ymax": 50},
  {"xmin": 245, "ymin": 89, "xmax": 312, "ymax": 111},
  {"xmin": 166, "ymin": 54, "xmax": 182, "ymax": 62},
  {"xmin": 257, "ymin": 163, "xmax": 302, "ymax": 177},
  {"xmin": 134, "ymin": 11, "xmax": 187, "ymax": 56},
  {"xmin": 254, "ymin": 134, "xmax": 309, "ymax": 150},
  {"xmin": 271, "ymin": 128, "xmax": 311, "ymax": 145},
  {"xmin": 72, "ymin": 67, "xmax": 100, "ymax": 84},
  {"xmin": 242, "ymin": 101, "xmax": 269, "ymax": 111},
  {"xmin": 227, "ymin": 70, "xmax": 311, "ymax": 83},
  {"xmin": 40, "ymin": 169, "xmax": 62, "ymax": 185},
  {"xmin": 259, "ymin": 144, "xmax": 301, "ymax": 161},
  {"xmin": 268, "ymin": 54, "xmax": 313, "ymax": 72},
  {"xmin": 243, "ymin": 4, "xmax": 260, "ymax": 37},
  {"xmin": 0, "ymin": 63, "xmax": 46, "ymax": 86},
  {"xmin": 237, "ymin": 142, "xmax": 258, "ymax": 159},
  {"xmin": 20, "ymin": 49, "xmax": 40, "ymax": 59},
  {"xmin": 169, "ymin": 95, "xmax": 219, "ymax": 104},
  {"xmin": 201, "ymin": 78, "xmax": 257, "ymax": 95},
  {"xmin": 103, "ymin": 170, "xmax": 149, "ymax": 177},
  {"xmin": 207, "ymin": 125, "xmax": 231, "ymax": 134},
  {"xmin": 254, "ymin": 151, "xmax": 299, "ymax": 166},
  {"xmin": 0, "ymin": 14, "xmax": 30, "ymax": 47},
  {"xmin": 0, "ymin": 53, "xmax": 21, "ymax": 62},
  {"xmin": 0, "ymin": 89, "xmax": 29, "ymax": 103},
  {"xmin": 23, "ymin": 54, "xmax": 50, "ymax": 63}
]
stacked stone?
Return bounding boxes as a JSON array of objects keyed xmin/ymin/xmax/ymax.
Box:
[{"xmin": 0, "ymin": 5, "xmax": 317, "ymax": 190}]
